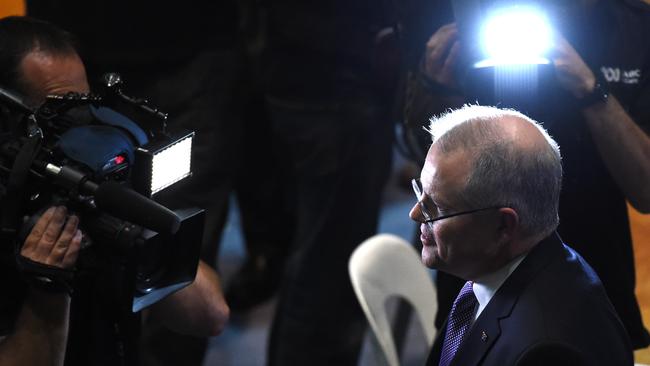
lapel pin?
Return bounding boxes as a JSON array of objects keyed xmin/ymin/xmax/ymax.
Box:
[{"xmin": 481, "ymin": 330, "xmax": 488, "ymax": 342}]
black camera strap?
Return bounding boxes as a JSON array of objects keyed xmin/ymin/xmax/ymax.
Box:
[{"xmin": 15, "ymin": 252, "xmax": 74, "ymax": 295}]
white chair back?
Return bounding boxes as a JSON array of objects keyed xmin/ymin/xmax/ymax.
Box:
[{"xmin": 349, "ymin": 233, "xmax": 437, "ymax": 366}]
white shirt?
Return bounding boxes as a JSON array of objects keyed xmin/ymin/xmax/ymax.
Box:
[{"xmin": 471, "ymin": 254, "xmax": 527, "ymax": 322}]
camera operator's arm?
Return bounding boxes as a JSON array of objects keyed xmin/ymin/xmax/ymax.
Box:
[
  {"xmin": 0, "ymin": 206, "xmax": 82, "ymax": 366},
  {"xmin": 406, "ymin": 23, "xmax": 466, "ymax": 127},
  {"xmin": 148, "ymin": 260, "xmax": 229, "ymax": 336},
  {"xmin": 551, "ymin": 34, "xmax": 650, "ymax": 213}
]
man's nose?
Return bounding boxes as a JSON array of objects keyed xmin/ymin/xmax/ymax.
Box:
[{"xmin": 409, "ymin": 203, "xmax": 422, "ymax": 222}]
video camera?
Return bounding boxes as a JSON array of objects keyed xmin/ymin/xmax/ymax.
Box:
[
  {"xmin": 451, "ymin": 0, "xmax": 567, "ymax": 114},
  {"xmin": 0, "ymin": 73, "xmax": 203, "ymax": 312}
]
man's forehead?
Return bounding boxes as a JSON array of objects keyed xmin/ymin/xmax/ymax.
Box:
[
  {"xmin": 420, "ymin": 145, "xmax": 471, "ymax": 197},
  {"xmin": 420, "ymin": 159, "xmax": 436, "ymax": 190},
  {"xmin": 19, "ymin": 50, "xmax": 89, "ymax": 102}
]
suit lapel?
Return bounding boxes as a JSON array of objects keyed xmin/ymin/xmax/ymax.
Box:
[
  {"xmin": 449, "ymin": 291, "xmax": 511, "ymax": 365},
  {"xmin": 449, "ymin": 233, "xmax": 564, "ymax": 366},
  {"xmin": 426, "ymin": 318, "xmax": 447, "ymax": 366}
]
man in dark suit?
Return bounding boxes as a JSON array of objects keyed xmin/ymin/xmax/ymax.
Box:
[
  {"xmin": 402, "ymin": 0, "xmax": 650, "ymax": 350},
  {"xmin": 409, "ymin": 105, "xmax": 633, "ymax": 365}
]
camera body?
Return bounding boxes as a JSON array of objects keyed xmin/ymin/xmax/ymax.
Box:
[{"xmin": 0, "ymin": 80, "xmax": 202, "ymax": 312}]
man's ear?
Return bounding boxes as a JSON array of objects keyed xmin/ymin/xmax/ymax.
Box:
[{"xmin": 497, "ymin": 207, "xmax": 519, "ymax": 242}]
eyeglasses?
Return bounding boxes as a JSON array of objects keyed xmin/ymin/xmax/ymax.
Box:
[{"xmin": 411, "ymin": 178, "xmax": 502, "ymax": 224}]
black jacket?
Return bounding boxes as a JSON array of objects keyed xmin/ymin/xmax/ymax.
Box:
[{"xmin": 427, "ymin": 234, "xmax": 633, "ymax": 366}]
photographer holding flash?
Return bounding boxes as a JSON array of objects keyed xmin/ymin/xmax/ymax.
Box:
[
  {"xmin": 402, "ymin": 0, "xmax": 650, "ymax": 351},
  {"xmin": 0, "ymin": 16, "xmax": 229, "ymax": 366}
]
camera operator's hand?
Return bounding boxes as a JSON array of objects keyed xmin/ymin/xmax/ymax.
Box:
[
  {"xmin": 422, "ymin": 23, "xmax": 462, "ymax": 91},
  {"xmin": 21, "ymin": 206, "xmax": 82, "ymax": 269},
  {"xmin": 0, "ymin": 206, "xmax": 81, "ymax": 366},
  {"xmin": 549, "ymin": 32, "xmax": 596, "ymax": 99}
]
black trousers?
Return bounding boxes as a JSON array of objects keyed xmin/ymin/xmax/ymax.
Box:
[{"xmin": 266, "ymin": 92, "xmax": 394, "ymax": 366}]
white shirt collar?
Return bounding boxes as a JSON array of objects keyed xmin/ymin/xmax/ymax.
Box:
[{"xmin": 472, "ymin": 253, "xmax": 527, "ymax": 321}]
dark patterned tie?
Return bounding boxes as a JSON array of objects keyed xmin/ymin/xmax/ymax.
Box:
[{"xmin": 439, "ymin": 281, "xmax": 478, "ymax": 366}]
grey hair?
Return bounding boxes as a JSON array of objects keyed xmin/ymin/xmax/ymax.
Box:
[{"xmin": 427, "ymin": 105, "xmax": 562, "ymax": 239}]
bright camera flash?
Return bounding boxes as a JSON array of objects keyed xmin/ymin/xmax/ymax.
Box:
[
  {"xmin": 134, "ymin": 131, "xmax": 194, "ymax": 197},
  {"xmin": 150, "ymin": 136, "xmax": 192, "ymax": 195},
  {"xmin": 480, "ymin": 7, "xmax": 551, "ymax": 65}
]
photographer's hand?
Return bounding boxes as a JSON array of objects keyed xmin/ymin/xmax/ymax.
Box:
[
  {"xmin": 422, "ymin": 23, "xmax": 462, "ymax": 91},
  {"xmin": 21, "ymin": 206, "xmax": 82, "ymax": 269},
  {"xmin": 0, "ymin": 206, "xmax": 81, "ymax": 366},
  {"xmin": 549, "ymin": 33, "xmax": 596, "ymax": 99},
  {"xmin": 550, "ymin": 33, "xmax": 650, "ymax": 213},
  {"xmin": 403, "ymin": 23, "xmax": 466, "ymax": 159}
]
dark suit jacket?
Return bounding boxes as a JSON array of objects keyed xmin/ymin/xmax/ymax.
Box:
[{"xmin": 426, "ymin": 233, "xmax": 633, "ymax": 366}]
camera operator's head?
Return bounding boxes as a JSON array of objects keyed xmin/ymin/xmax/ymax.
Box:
[{"xmin": 0, "ymin": 16, "xmax": 89, "ymax": 106}]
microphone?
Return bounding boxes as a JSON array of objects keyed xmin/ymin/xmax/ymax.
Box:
[
  {"xmin": 94, "ymin": 181, "xmax": 181, "ymax": 235},
  {"xmin": 42, "ymin": 163, "xmax": 181, "ymax": 234}
]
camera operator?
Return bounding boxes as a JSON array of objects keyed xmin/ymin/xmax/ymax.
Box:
[
  {"xmin": 401, "ymin": 0, "xmax": 650, "ymax": 350},
  {"xmin": 0, "ymin": 16, "xmax": 229, "ymax": 365}
]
